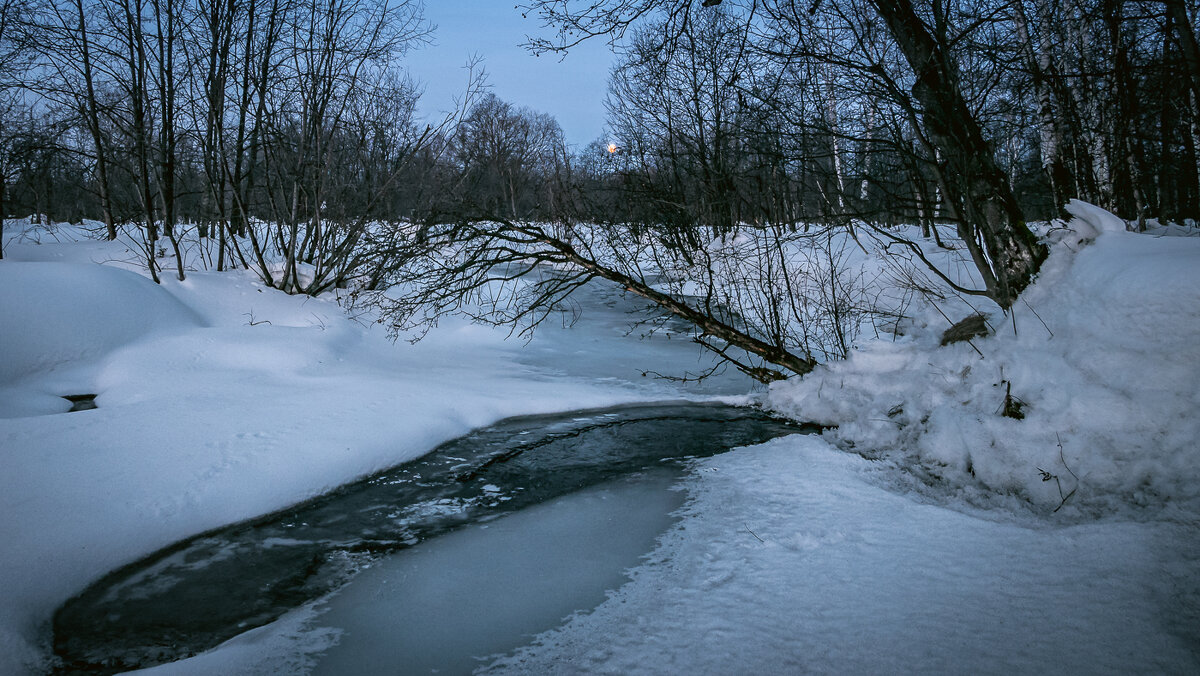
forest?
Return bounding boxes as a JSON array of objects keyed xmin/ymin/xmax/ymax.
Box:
[
  {"xmin": 3, "ymin": 3, "xmax": 1200, "ymax": 672},
  {"xmin": 0, "ymin": 0, "xmax": 1195, "ymax": 377}
]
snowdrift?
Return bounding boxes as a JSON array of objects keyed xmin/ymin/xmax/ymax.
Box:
[
  {"xmin": 768, "ymin": 218, "xmax": 1200, "ymax": 514},
  {"xmin": 0, "ymin": 227, "xmax": 748, "ymax": 674},
  {"xmin": 0, "ymin": 262, "xmax": 204, "ymax": 384}
]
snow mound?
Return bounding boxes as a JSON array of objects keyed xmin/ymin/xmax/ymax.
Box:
[
  {"xmin": 1064, "ymin": 199, "xmax": 1128, "ymax": 238},
  {"xmin": 0, "ymin": 227, "xmax": 750, "ymax": 674},
  {"xmin": 0, "ymin": 262, "xmax": 205, "ymax": 383},
  {"xmin": 768, "ymin": 219, "xmax": 1200, "ymax": 514}
]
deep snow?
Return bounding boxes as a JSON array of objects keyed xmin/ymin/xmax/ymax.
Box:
[
  {"xmin": 484, "ymin": 437, "xmax": 1199, "ymax": 675},
  {"xmin": 1, "ymin": 209, "xmax": 1198, "ymax": 675},
  {"xmin": 0, "ymin": 219, "xmax": 755, "ymax": 674},
  {"xmin": 770, "ymin": 207, "xmax": 1200, "ymax": 516}
]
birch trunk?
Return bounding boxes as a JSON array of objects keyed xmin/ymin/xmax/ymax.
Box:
[
  {"xmin": 1014, "ymin": 0, "xmax": 1072, "ymax": 209},
  {"xmin": 871, "ymin": 0, "xmax": 1046, "ymax": 308}
]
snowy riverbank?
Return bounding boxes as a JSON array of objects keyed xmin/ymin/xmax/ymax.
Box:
[
  {"xmin": 0, "ymin": 220, "xmax": 754, "ymax": 674},
  {"xmin": 2, "ymin": 212, "xmax": 1198, "ymax": 674},
  {"xmin": 484, "ymin": 213, "xmax": 1200, "ymax": 674}
]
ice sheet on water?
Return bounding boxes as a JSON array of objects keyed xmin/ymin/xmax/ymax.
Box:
[
  {"xmin": 140, "ymin": 470, "xmax": 686, "ymax": 675},
  {"xmin": 310, "ymin": 470, "xmax": 685, "ymax": 675}
]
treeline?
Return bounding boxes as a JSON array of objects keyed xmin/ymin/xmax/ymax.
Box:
[
  {"xmin": 1, "ymin": 0, "xmax": 1197, "ymax": 296},
  {"xmin": 361, "ymin": 0, "xmax": 1200, "ymax": 381},
  {"xmin": 497, "ymin": 0, "xmax": 1200, "ymax": 231},
  {"xmin": 0, "ymin": 0, "xmax": 430, "ymax": 288}
]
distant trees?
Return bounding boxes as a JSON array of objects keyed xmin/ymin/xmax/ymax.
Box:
[
  {"xmin": 5, "ymin": 0, "xmax": 430, "ymax": 284},
  {"xmin": 993, "ymin": 0, "xmax": 1200, "ymax": 224},
  {"xmin": 4, "ymin": 0, "xmax": 1196, "ymax": 243},
  {"xmin": 359, "ymin": 0, "xmax": 1200, "ymax": 381},
  {"xmin": 538, "ymin": 0, "xmax": 1200, "ymax": 225},
  {"xmin": 0, "ymin": 0, "xmax": 28, "ymax": 259},
  {"xmin": 605, "ymin": 9, "xmax": 765, "ymax": 231},
  {"xmin": 443, "ymin": 93, "xmax": 568, "ymax": 221},
  {"xmin": 361, "ymin": 0, "xmax": 1043, "ymax": 380},
  {"xmin": 2, "ymin": 0, "xmax": 1199, "ymax": 378},
  {"xmin": 362, "ymin": 8, "xmax": 872, "ymax": 381}
]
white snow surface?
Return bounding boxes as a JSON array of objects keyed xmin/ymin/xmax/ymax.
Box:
[
  {"xmin": 1064, "ymin": 198, "xmax": 1131, "ymax": 237},
  {"xmin": 768, "ymin": 224, "xmax": 1200, "ymax": 515},
  {"xmin": 479, "ymin": 219, "xmax": 1200, "ymax": 675},
  {"xmin": 0, "ymin": 222, "xmax": 753, "ymax": 674},
  {"xmin": 2, "ymin": 212, "xmax": 1199, "ymax": 675},
  {"xmin": 485, "ymin": 437, "xmax": 1199, "ymax": 675}
]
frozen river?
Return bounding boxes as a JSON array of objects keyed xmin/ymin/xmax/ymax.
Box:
[{"xmin": 54, "ymin": 402, "xmax": 812, "ymax": 673}]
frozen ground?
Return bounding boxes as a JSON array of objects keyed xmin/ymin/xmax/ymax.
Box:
[
  {"xmin": 485, "ymin": 437, "xmax": 1199, "ymax": 675},
  {"xmin": 483, "ymin": 204, "xmax": 1200, "ymax": 675},
  {"xmin": 2, "ymin": 208, "xmax": 1199, "ymax": 674},
  {"xmin": 0, "ymin": 220, "xmax": 754, "ymax": 674}
]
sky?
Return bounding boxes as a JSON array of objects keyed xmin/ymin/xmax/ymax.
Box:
[{"xmin": 403, "ymin": 3, "xmax": 618, "ymax": 147}]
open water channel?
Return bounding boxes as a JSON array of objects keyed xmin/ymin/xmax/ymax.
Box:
[{"xmin": 52, "ymin": 401, "xmax": 815, "ymax": 674}]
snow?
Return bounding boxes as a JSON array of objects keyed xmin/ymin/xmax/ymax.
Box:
[
  {"xmin": 0, "ymin": 224, "xmax": 754, "ymax": 675},
  {"xmin": 0, "ymin": 262, "xmax": 204, "ymax": 384},
  {"xmin": 767, "ymin": 223, "xmax": 1200, "ymax": 515},
  {"xmin": 2, "ymin": 208, "xmax": 1199, "ymax": 675},
  {"xmin": 307, "ymin": 470, "xmax": 684, "ymax": 675},
  {"xmin": 484, "ymin": 438, "xmax": 1199, "ymax": 675},
  {"xmin": 125, "ymin": 471, "xmax": 686, "ymax": 676},
  {"xmin": 1065, "ymin": 198, "xmax": 1130, "ymax": 237},
  {"xmin": 486, "ymin": 218, "xmax": 1199, "ymax": 674}
]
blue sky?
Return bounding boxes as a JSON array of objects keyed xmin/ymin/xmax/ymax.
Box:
[{"xmin": 404, "ymin": 3, "xmax": 617, "ymax": 147}]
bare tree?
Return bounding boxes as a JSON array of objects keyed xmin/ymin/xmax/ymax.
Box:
[
  {"xmin": 445, "ymin": 93, "xmax": 566, "ymax": 221},
  {"xmin": 864, "ymin": 0, "xmax": 1046, "ymax": 306},
  {"xmin": 0, "ymin": 0, "xmax": 23, "ymax": 258},
  {"xmin": 1012, "ymin": 0, "xmax": 1073, "ymax": 211},
  {"xmin": 1166, "ymin": 0, "xmax": 1200, "ymax": 129},
  {"xmin": 254, "ymin": 0, "xmax": 428, "ymax": 293},
  {"xmin": 358, "ymin": 215, "xmax": 824, "ymax": 381}
]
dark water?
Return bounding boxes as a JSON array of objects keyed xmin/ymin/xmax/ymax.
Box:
[
  {"xmin": 52, "ymin": 402, "xmax": 813, "ymax": 674},
  {"xmin": 62, "ymin": 394, "xmax": 97, "ymax": 412}
]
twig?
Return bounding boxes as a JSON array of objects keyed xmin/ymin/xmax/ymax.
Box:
[
  {"xmin": 1037, "ymin": 433, "xmax": 1078, "ymax": 513},
  {"xmin": 745, "ymin": 524, "xmax": 765, "ymax": 543},
  {"xmin": 642, "ymin": 361, "xmax": 727, "ymax": 383},
  {"xmin": 1021, "ymin": 298, "xmax": 1054, "ymax": 338},
  {"xmin": 244, "ymin": 311, "xmax": 272, "ymax": 327}
]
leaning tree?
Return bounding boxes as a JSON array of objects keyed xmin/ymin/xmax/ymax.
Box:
[
  {"xmin": 363, "ymin": 0, "xmax": 1051, "ymax": 382},
  {"xmin": 527, "ymin": 0, "xmax": 1047, "ymax": 308}
]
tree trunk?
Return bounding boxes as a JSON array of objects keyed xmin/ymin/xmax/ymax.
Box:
[
  {"xmin": 122, "ymin": 0, "xmax": 160, "ymax": 283},
  {"xmin": 1106, "ymin": 0, "xmax": 1146, "ymax": 225},
  {"xmin": 1165, "ymin": 0, "xmax": 1200, "ymax": 203},
  {"xmin": 870, "ymin": 0, "xmax": 1047, "ymax": 308},
  {"xmin": 1167, "ymin": 0, "xmax": 1200, "ymax": 124},
  {"xmin": 153, "ymin": 0, "xmax": 185, "ymax": 280},
  {"xmin": 1014, "ymin": 0, "xmax": 1073, "ymax": 211},
  {"xmin": 1184, "ymin": 95, "xmax": 1200, "ymax": 215},
  {"xmin": 75, "ymin": 0, "xmax": 118, "ymax": 240},
  {"xmin": 525, "ymin": 223, "xmax": 817, "ymax": 379}
]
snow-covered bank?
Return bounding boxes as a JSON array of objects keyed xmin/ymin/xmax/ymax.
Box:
[
  {"xmin": 485, "ymin": 213, "xmax": 1200, "ymax": 673},
  {"xmin": 2, "ymin": 209, "xmax": 1198, "ymax": 675},
  {"xmin": 485, "ymin": 436, "xmax": 1200, "ymax": 675},
  {"xmin": 767, "ymin": 217, "xmax": 1200, "ymax": 516},
  {"xmin": 0, "ymin": 223, "xmax": 754, "ymax": 674}
]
